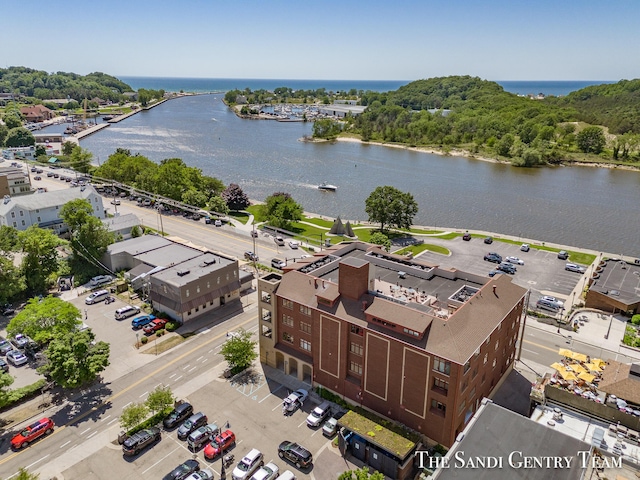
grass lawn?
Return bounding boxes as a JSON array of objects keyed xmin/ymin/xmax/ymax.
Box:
[
  {"xmin": 228, "ymin": 211, "xmax": 250, "ymax": 224},
  {"xmin": 396, "ymin": 244, "xmax": 450, "ymax": 256}
]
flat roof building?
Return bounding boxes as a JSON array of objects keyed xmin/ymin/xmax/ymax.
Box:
[{"xmin": 257, "ymin": 242, "xmax": 527, "ymax": 447}]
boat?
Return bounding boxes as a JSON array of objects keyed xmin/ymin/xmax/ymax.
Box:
[
  {"xmin": 318, "ymin": 182, "xmax": 337, "ymax": 191},
  {"xmin": 102, "ymin": 114, "xmax": 115, "ymax": 121}
]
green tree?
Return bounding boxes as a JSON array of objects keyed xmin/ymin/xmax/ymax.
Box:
[
  {"xmin": 369, "ymin": 232, "xmax": 391, "ymax": 251},
  {"xmin": 7, "ymin": 296, "xmax": 81, "ymax": 344},
  {"xmin": 365, "ymin": 186, "xmax": 418, "ymax": 232},
  {"xmin": 264, "ymin": 192, "xmax": 303, "ymax": 230},
  {"xmin": 495, "ymin": 134, "xmax": 514, "ymax": 157},
  {"xmin": 221, "ymin": 183, "xmax": 250, "ymax": 211},
  {"xmin": 2, "ymin": 467, "xmax": 40, "ymax": 480},
  {"xmin": 0, "ymin": 124, "xmax": 9, "ymax": 146},
  {"xmin": 0, "ymin": 369, "xmax": 16, "ymax": 409},
  {"xmin": 338, "ymin": 467, "xmax": 385, "ymax": 480},
  {"xmin": 120, "ymin": 402, "xmax": 149, "ymax": 431},
  {"xmin": 38, "ymin": 329, "xmax": 110, "ymax": 389},
  {"xmin": 312, "ymin": 119, "xmax": 342, "ymax": 139},
  {"xmin": 576, "ymin": 126, "xmax": 606, "ymax": 154},
  {"xmin": 60, "ymin": 199, "xmax": 114, "ymax": 276},
  {"xmin": 0, "ymin": 225, "xmax": 19, "ymax": 255},
  {"xmin": 62, "ymin": 141, "xmax": 75, "ymax": 156},
  {"xmin": 220, "ymin": 328, "xmax": 258, "ymax": 374},
  {"xmin": 5, "ymin": 127, "xmax": 35, "ymax": 148},
  {"xmin": 0, "ymin": 256, "xmax": 24, "ymax": 304},
  {"xmin": 130, "ymin": 225, "xmax": 142, "ymax": 238},
  {"xmin": 208, "ymin": 195, "xmax": 230, "ymax": 216},
  {"xmin": 3, "ymin": 113, "xmax": 23, "ymax": 129},
  {"xmin": 182, "ymin": 189, "xmax": 209, "ymax": 208},
  {"xmin": 145, "ymin": 385, "xmax": 174, "ymax": 415},
  {"xmin": 69, "ymin": 145, "xmax": 93, "ymax": 173},
  {"xmin": 18, "ymin": 226, "xmax": 63, "ymax": 293}
]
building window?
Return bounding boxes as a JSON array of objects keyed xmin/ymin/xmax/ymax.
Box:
[
  {"xmin": 282, "ymin": 314, "xmax": 294, "ymax": 327},
  {"xmin": 463, "ymin": 361, "xmax": 471, "ymax": 374},
  {"xmin": 163, "ymin": 285, "xmax": 167, "ymax": 294},
  {"xmin": 282, "ymin": 299, "xmax": 293, "ymax": 309},
  {"xmin": 37, "ymin": 217, "xmax": 41, "ymax": 222},
  {"xmin": 35, "ymin": 209, "xmax": 39, "ymax": 213},
  {"xmin": 492, "ymin": 358, "xmax": 497, "ymax": 368},
  {"xmin": 349, "ymin": 361, "xmax": 362, "ymax": 375},
  {"xmin": 207, "ymin": 281, "xmax": 210, "ymax": 289},
  {"xmin": 484, "ymin": 353, "xmax": 488, "ymax": 365},
  {"xmin": 495, "ymin": 340, "xmax": 499, "ymax": 351},
  {"xmin": 431, "ymin": 400, "xmax": 446, "ymax": 416},
  {"xmin": 433, "ymin": 378, "xmax": 449, "ymax": 393},
  {"xmin": 300, "ymin": 321, "xmax": 311, "ymax": 334},
  {"xmin": 300, "ymin": 305, "xmax": 311, "ymax": 316},
  {"xmin": 472, "ymin": 367, "xmax": 478, "ymax": 379},
  {"xmin": 469, "ymin": 386, "xmax": 476, "ymax": 399},
  {"xmin": 350, "ymin": 325, "xmax": 363, "ymax": 336},
  {"xmin": 282, "ymin": 332, "xmax": 293, "ymax": 343},
  {"xmin": 300, "ymin": 339, "xmax": 311, "ymax": 352},
  {"xmin": 350, "ymin": 342, "xmax": 363, "ymax": 356},
  {"xmin": 459, "ymin": 400, "xmax": 466, "ymax": 414},
  {"xmin": 461, "ymin": 379, "xmax": 468, "ymax": 392},
  {"xmin": 403, "ymin": 327, "xmax": 420, "ymax": 337},
  {"xmin": 195, "ymin": 307, "xmax": 199, "ymax": 312},
  {"xmin": 433, "ymin": 357, "xmax": 451, "ymax": 376},
  {"xmin": 19, "ymin": 211, "xmax": 23, "ymax": 216},
  {"xmin": 11, "ymin": 212, "xmax": 15, "ymax": 218},
  {"xmin": 186, "ymin": 289, "xmax": 189, "ymax": 297},
  {"xmin": 12, "ymin": 222, "xmax": 16, "ymax": 227},
  {"xmin": 21, "ymin": 220, "xmax": 25, "ymax": 226}
]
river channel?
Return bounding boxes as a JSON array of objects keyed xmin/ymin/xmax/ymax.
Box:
[{"xmin": 74, "ymin": 94, "xmax": 640, "ymax": 257}]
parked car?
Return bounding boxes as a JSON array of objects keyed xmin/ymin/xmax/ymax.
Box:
[
  {"xmin": 271, "ymin": 258, "xmax": 286, "ymax": 269},
  {"xmin": 541, "ymin": 296, "xmax": 564, "ymax": 308},
  {"xmin": 187, "ymin": 423, "xmax": 219, "ymax": 451},
  {"xmin": 184, "ymin": 470, "xmax": 214, "ymax": 480},
  {"xmin": 505, "ymin": 256, "xmax": 524, "ymax": 265},
  {"xmin": 488, "ymin": 270, "xmax": 502, "ymax": 277},
  {"xmin": 288, "ymin": 240, "xmax": 299, "ymax": 249},
  {"xmin": 131, "ymin": 314, "xmax": 157, "ymax": 329},
  {"xmin": 557, "ymin": 250, "xmax": 569, "ymax": 260},
  {"xmin": 278, "ymin": 441, "xmax": 313, "ymax": 469},
  {"xmin": 0, "ymin": 337, "xmax": 12, "ymax": 355},
  {"xmin": 163, "ymin": 459, "xmax": 200, "ymax": 480},
  {"xmin": 163, "ymin": 402, "xmax": 194, "ymax": 429},
  {"xmin": 7, "ymin": 350, "xmax": 28, "ymax": 366},
  {"xmin": 111, "ymin": 199, "xmax": 121, "ymax": 205},
  {"xmin": 520, "ymin": 243, "xmax": 530, "ymax": 252},
  {"xmin": 47, "ymin": 172, "xmax": 54, "ymax": 177},
  {"xmin": 177, "ymin": 412, "xmax": 208, "ymax": 440},
  {"xmin": 204, "ymin": 429, "xmax": 236, "ymax": 459},
  {"xmin": 91, "ymin": 274, "xmax": 114, "ymax": 286},
  {"xmin": 565, "ymin": 263, "xmax": 586, "ymax": 273},
  {"xmin": 462, "ymin": 233, "xmax": 471, "ymax": 241},
  {"xmin": 33, "ymin": 175, "xmax": 41, "ymax": 180},
  {"xmin": 484, "ymin": 236, "xmax": 493, "ymax": 244},
  {"xmin": 214, "ymin": 219, "xmax": 222, "ymax": 227},
  {"xmin": 11, "ymin": 333, "xmax": 31, "ymax": 349},
  {"xmin": 244, "ymin": 251, "xmax": 259, "ymax": 262},
  {"xmin": 251, "ymin": 462, "xmax": 279, "ymax": 480},
  {"xmin": 322, "ymin": 417, "xmax": 339, "ymax": 437},
  {"xmin": 232, "ymin": 448, "xmax": 264, "ymax": 480},
  {"xmin": 274, "ymin": 236, "xmax": 285, "ymax": 246},
  {"xmin": 282, "ymin": 389, "xmax": 308, "ymax": 414},
  {"xmin": 122, "ymin": 427, "xmax": 161, "ymax": 456},
  {"xmin": 250, "ymin": 230, "xmax": 259, "ymax": 238},
  {"xmin": 306, "ymin": 401, "xmax": 332, "ymax": 427},
  {"xmin": 114, "ymin": 305, "xmax": 141, "ymax": 320},
  {"xmin": 143, "ymin": 318, "xmax": 167, "ymax": 334},
  {"xmin": 483, "ymin": 252, "xmax": 502, "ymax": 263},
  {"xmin": 497, "ymin": 262, "xmax": 517, "ymax": 274},
  {"xmin": 11, "ymin": 418, "xmax": 54, "ymax": 449},
  {"xmin": 536, "ymin": 299, "xmax": 561, "ymax": 312},
  {"xmin": 86, "ymin": 289, "xmax": 110, "ymax": 304},
  {"xmin": 143, "ymin": 199, "xmax": 152, "ymax": 206},
  {"xmin": 0, "ymin": 357, "xmax": 9, "ymax": 373},
  {"xmin": 1, "ymin": 303, "xmax": 15, "ymax": 316}
]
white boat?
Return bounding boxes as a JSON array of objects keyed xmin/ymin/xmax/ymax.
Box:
[{"xmin": 318, "ymin": 182, "xmax": 337, "ymax": 191}]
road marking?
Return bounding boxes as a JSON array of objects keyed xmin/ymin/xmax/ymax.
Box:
[
  {"xmin": 521, "ymin": 348, "xmax": 539, "ymax": 355},
  {"xmin": 154, "ymin": 383, "xmax": 163, "ymax": 389},
  {"xmin": 139, "ymin": 391, "xmax": 148, "ymax": 398},
  {"xmin": 59, "ymin": 441, "xmax": 71, "ymax": 449},
  {"xmin": 174, "ymin": 375, "xmax": 183, "ymax": 382},
  {"xmin": 523, "ymin": 339, "xmax": 560, "ymax": 354},
  {"xmin": 297, "ymin": 420, "xmax": 306, "ymax": 428},
  {"xmin": 196, "ymin": 356, "xmax": 203, "ymax": 361},
  {"xmin": 100, "ymin": 415, "xmax": 111, "ymax": 422},
  {"xmin": 80, "ymin": 428, "xmax": 91, "ymax": 435},
  {"xmin": 123, "ymin": 402, "xmax": 131, "ymax": 408},
  {"xmin": 273, "ymin": 403, "xmax": 284, "ymax": 412},
  {"xmin": 208, "ymin": 349, "xmax": 214, "ymax": 353},
  {"xmin": 169, "ymin": 373, "xmax": 177, "ymax": 379},
  {"xmin": 201, "ymin": 358, "xmax": 208, "ymax": 364},
  {"xmin": 22, "ymin": 454, "xmax": 50, "ymax": 473},
  {"xmin": 108, "ymin": 418, "xmax": 118, "ymax": 425},
  {"xmin": 188, "ymin": 366, "xmax": 197, "ymax": 373},
  {"xmin": 0, "ymin": 315, "xmax": 257, "ymax": 468},
  {"xmin": 142, "ymin": 446, "xmax": 180, "ymax": 475},
  {"xmin": 183, "ymin": 364, "xmax": 191, "ymax": 370},
  {"xmin": 311, "ymin": 429, "xmax": 320, "ymax": 437},
  {"xmin": 259, "ymin": 385, "xmax": 283, "ymax": 403},
  {"xmin": 86, "ymin": 431, "xmax": 98, "ymax": 439}
]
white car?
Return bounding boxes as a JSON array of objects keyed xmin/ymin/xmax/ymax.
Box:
[
  {"xmin": 90, "ymin": 275, "xmax": 113, "ymax": 286},
  {"xmin": 7, "ymin": 349, "xmax": 28, "ymax": 366},
  {"xmin": 185, "ymin": 469, "xmax": 214, "ymax": 480},
  {"xmin": 565, "ymin": 263, "xmax": 586, "ymax": 273},
  {"xmin": 214, "ymin": 219, "xmax": 222, "ymax": 227},
  {"xmin": 541, "ymin": 296, "xmax": 564, "ymax": 308},
  {"xmin": 520, "ymin": 244, "xmax": 530, "ymax": 252},
  {"xmin": 288, "ymin": 240, "xmax": 299, "ymax": 249},
  {"xmin": 505, "ymin": 256, "xmax": 524, "ymax": 265},
  {"xmin": 283, "ymin": 389, "xmax": 308, "ymax": 413},
  {"xmin": 250, "ymin": 462, "xmax": 279, "ymax": 480}
]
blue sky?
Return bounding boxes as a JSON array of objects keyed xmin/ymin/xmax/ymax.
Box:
[{"xmin": 2, "ymin": 0, "xmax": 637, "ymax": 81}]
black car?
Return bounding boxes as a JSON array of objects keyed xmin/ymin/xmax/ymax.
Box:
[
  {"xmin": 1, "ymin": 304, "xmax": 15, "ymax": 316},
  {"xmin": 122, "ymin": 427, "xmax": 161, "ymax": 456},
  {"xmin": 0, "ymin": 357, "xmax": 8, "ymax": 373},
  {"xmin": 484, "ymin": 236, "xmax": 493, "ymax": 244},
  {"xmin": 163, "ymin": 402, "xmax": 194, "ymax": 429},
  {"xmin": 462, "ymin": 233, "xmax": 471, "ymax": 241},
  {"xmin": 162, "ymin": 459, "xmax": 200, "ymax": 480},
  {"xmin": 483, "ymin": 252, "xmax": 502, "ymax": 263},
  {"xmin": 497, "ymin": 262, "xmax": 516, "ymax": 274},
  {"xmin": 177, "ymin": 412, "xmax": 208, "ymax": 440},
  {"xmin": 278, "ymin": 441, "xmax": 313, "ymax": 469}
]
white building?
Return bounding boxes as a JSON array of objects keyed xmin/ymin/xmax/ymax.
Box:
[{"xmin": 0, "ymin": 185, "xmax": 105, "ymax": 234}]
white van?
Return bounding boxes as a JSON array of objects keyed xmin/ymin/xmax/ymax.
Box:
[
  {"xmin": 85, "ymin": 289, "xmax": 109, "ymax": 305},
  {"xmin": 275, "ymin": 471, "xmax": 296, "ymax": 480}
]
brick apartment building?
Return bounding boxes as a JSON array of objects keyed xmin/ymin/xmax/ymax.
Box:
[{"xmin": 257, "ymin": 242, "xmax": 527, "ymax": 446}]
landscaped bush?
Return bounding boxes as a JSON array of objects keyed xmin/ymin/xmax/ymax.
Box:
[
  {"xmin": 156, "ymin": 329, "xmax": 165, "ymax": 337},
  {"xmin": 0, "ymin": 379, "xmax": 47, "ymax": 410},
  {"xmin": 165, "ymin": 321, "xmax": 180, "ymax": 332},
  {"xmin": 631, "ymin": 314, "xmax": 640, "ymax": 326},
  {"xmin": 140, "ymin": 336, "xmax": 148, "ymax": 345},
  {"xmin": 126, "ymin": 406, "xmax": 173, "ymax": 436}
]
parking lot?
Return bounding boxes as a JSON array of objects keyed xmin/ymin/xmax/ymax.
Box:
[{"xmin": 62, "ymin": 363, "xmax": 345, "ymax": 480}]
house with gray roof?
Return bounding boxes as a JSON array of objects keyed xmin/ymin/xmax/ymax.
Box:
[{"xmin": 0, "ymin": 184, "xmax": 104, "ymax": 234}]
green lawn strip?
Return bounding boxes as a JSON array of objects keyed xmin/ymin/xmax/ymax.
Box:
[
  {"xmin": 396, "ymin": 244, "xmax": 450, "ymax": 256},
  {"xmin": 227, "ymin": 211, "xmax": 250, "ymax": 223},
  {"xmin": 528, "ymin": 245, "xmax": 596, "ymax": 265},
  {"xmin": 301, "ymin": 217, "xmax": 334, "ymax": 229},
  {"xmin": 246, "ymin": 205, "xmax": 266, "ymax": 222}
]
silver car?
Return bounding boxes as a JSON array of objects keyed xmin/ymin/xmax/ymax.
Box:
[{"xmin": 7, "ymin": 350, "xmax": 28, "ymax": 366}]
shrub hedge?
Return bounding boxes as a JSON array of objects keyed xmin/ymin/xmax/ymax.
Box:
[
  {"xmin": 125, "ymin": 406, "xmax": 174, "ymax": 436},
  {"xmin": 0, "ymin": 379, "xmax": 48, "ymax": 410}
]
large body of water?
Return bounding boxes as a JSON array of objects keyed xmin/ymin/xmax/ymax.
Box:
[{"xmin": 74, "ymin": 93, "xmax": 640, "ymax": 257}]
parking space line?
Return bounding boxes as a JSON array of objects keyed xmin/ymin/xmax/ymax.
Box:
[
  {"xmin": 311, "ymin": 429, "xmax": 320, "ymax": 437},
  {"xmin": 259, "ymin": 385, "xmax": 283, "ymax": 403},
  {"xmin": 80, "ymin": 428, "xmax": 91, "ymax": 435},
  {"xmin": 272, "ymin": 403, "xmax": 284, "ymax": 412},
  {"xmin": 100, "ymin": 415, "xmax": 111, "ymax": 422},
  {"xmin": 139, "ymin": 391, "xmax": 148, "ymax": 398},
  {"xmin": 59, "ymin": 441, "xmax": 71, "ymax": 449},
  {"xmin": 201, "ymin": 358, "xmax": 208, "ymax": 364},
  {"xmin": 142, "ymin": 446, "xmax": 180, "ymax": 475},
  {"xmin": 297, "ymin": 420, "xmax": 306, "ymax": 428}
]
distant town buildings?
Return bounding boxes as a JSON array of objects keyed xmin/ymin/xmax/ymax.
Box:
[{"xmin": 0, "ymin": 166, "xmax": 31, "ymax": 197}]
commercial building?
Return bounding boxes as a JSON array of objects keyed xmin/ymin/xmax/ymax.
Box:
[
  {"xmin": 0, "ymin": 184, "xmax": 104, "ymax": 234},
  {"xmin": 19, "ymin": 105, "xmax": 55, "ymax": 122},
  {"xmin": 586, "ymin": 258, "xmax": 640, "ymax": 314},
  {"xmin": 104, "ymin": 236, "xmax": 252, "ymax": 322},
  {"xmin": 0, "ymin": 166, "xmax": 31, "ymax": 197},
  {"xmin": 257, "ymin": 242, "xmax": 527, "ymax": 447}
]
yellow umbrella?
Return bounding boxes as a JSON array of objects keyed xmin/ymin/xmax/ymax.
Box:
[
  {"xmin": 585, "ymin": 363, "xmax": 602, "ymax": 372},
  {"xmin": 592, "ymin": 358, "xmax": 606, "ymax": 368},
  {"xmin": 578, "ymin": 372, "xmax": 595, "ymax": 383},
  {"xmin": 551, "ymin": 362, "xmax": 565, "ymax": 371},
  {"xmin": 558, "ymin": 368, "xmax": 578, "ymax": 381},
  {"xmin": 573, "ymin": 352, "xmax": 588, "ymax": 363},
  {"xmin": 559, "ymin": 348, "xmax": 574, "ymax": 358},
  {"xmin": 571, "ymin": 364, "xmax": 587, "ymax": 374}
]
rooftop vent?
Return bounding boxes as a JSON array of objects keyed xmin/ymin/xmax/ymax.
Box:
[
  {"xmin": 3, "ymin": 195, "xmax": 10, "ymax": 204},
  {"xmin": 177, "ymin": 270, "xmax": 191, "ymax": 277},
  {"xmin": 203, "ymin": 257, "xmax": 216, "ymax": 266}
]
